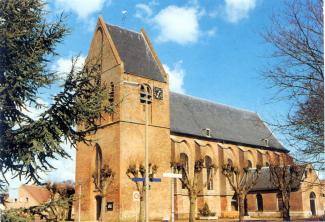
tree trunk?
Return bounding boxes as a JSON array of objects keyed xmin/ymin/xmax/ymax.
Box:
[
  {"xmin": 189, "ymin": 194, "xmax": 196, "ymax": 222},
  {"xmin": 139, "ymin": 197, "xmax": 145, "ymax": 222},
  {"xmin": 238, "ymin": 193, "xmax": 245, "ymax": 222},
  {"xmin": 283, "ymin": 192, "xmax": 291, "ymax": 221}
]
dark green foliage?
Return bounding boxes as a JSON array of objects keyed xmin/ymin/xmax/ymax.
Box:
[{"xmin": 0, "ymin": 0, "xmax": 111, "ymax": 190}]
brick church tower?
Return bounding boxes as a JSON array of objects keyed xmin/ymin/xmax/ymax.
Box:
[{"xmin": 75, "ymin": 17, "xmax": 171, "ymax": 221}]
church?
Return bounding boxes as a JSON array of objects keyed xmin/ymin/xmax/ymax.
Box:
[{"xmin": 75, "ymin": 17, "xmax": 324, "ymax": 221}]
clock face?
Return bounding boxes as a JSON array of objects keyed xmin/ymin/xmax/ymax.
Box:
[{"xmin": 153, "ymin": 87, "xmax": 163, "ymax": 100}]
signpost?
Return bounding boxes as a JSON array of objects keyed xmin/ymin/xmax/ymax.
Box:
[
  {"xmin": 163, "ymin": 172, "xmax": 182, "ymax": 222},
  {"xmin": 133, "ymin": 191, "xmax": 140, "ymax": 222},
  {"xmin": 130, "ymin": 179, "xmax": 161, "ymax": 222},
  {"xmin": 131, "ymin": 178, "xmax": 161, "ymax": 182}
]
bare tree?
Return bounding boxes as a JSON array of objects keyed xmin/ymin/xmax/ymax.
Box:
[
  {"xmin": 262, "ymin": 0, "xmax": 324, "ymax": 166},
  {"xmin": 269, "ymin": 163, "xmax": 305, "ymax": 221},
  {"xmin": 222, "ymin": 161, "xmax": 262, "ymax": 222},
  {"xmin": 171, "ymin": 158, "xmax": 216, "ymax": 222},
  {"xmin": 92, "ymin": 164, "xmax": 114, "ymax": 221},
  {"xmin": 126, "ymin": 163, "xmax": 158, "ymax": 222}
]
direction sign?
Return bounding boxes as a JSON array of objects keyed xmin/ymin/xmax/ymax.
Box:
[
  {"xmin": 131, "ymin": 178, "xmax": 161, "ymax": 182},
  {"xmin": 150, "ymin": 178, "xmax": 161, "ymax": 182},
  {"xmin": 132, "ymin": 178, "xmax": 145, "ymax": 182},
  {"xmin": 163, "ymin": 172, "xmax": 182, "ymax": 178},
  {"xmin": 133, "ymin": 191, "xmax": 140, "ymax": 201}
]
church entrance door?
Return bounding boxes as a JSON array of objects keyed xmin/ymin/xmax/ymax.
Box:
[{"xmin": 95, "ymin": 195, "xmax": 102, "ymax": 220}]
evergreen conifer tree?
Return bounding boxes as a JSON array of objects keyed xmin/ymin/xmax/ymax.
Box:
[{"xmin": 0, "ymin": 0, "xmax": 110, "ymax": 190}]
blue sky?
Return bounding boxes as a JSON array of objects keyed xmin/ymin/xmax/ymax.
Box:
[
  {"xmin": 9, "ymin": 0, "xmax": 296, "ymax": 196},
  {"xmin": 50, "ymin": 0, "xmax": 287, "ymax": 116}
]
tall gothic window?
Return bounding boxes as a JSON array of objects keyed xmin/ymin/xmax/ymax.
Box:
[
  {"xmin": 205, "ymin": 156, "xmax": 213, "ymax": 190},
  {"xmin": 180, "ymin": 153, "xmax": 189, "ymax": 189},
  {"xmin": 256, "ymin": 193, "xmax": 263, "ymax": 211},
  {"xmin": 95, "ymin": 144, "xmax": 103, "ymax": 188},
  {"xmin": 140, "ymin": 84, "xmax": 152, "ymax": 104}
]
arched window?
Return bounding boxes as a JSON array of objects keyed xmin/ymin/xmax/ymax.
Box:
[
  {"xmin": 180, "ymin": 153, "xmax": 189, "ymax": 189},
  {"xmin": 310, "ymin": 192, "xmax": 316, "ymax": 216},
  {"xmin": 247, "ymin": 160, "xmax": 252, "ymax": 168},
  {"xmin": 140, "ymin": 84, "xmax": 152, "ymax": 104},
  {"xmin": 231, "ymin": 195, "xmax": 238, "ymax": 211},
  {"xmin": 256, "ymin": 193, "xmax": 263, "ymax": 211},
  {"xmin": 95, "ymin": 144, "xmax": 103, "ymax": 188},
  {"xmin": 205, "ymin": 156, "xmax": 213, "ymax": 190}
]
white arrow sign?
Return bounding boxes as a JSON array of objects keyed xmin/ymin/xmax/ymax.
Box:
[{"xmin": 163, "ymin": 172, "xmax": 182, "ymax": 178}]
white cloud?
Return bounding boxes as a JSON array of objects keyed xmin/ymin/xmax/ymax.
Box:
[
  {"xmin": 53, "ymin": 0, "xmax": 109, "ymax": 19},
  {"xmin": 206, "ymin": 27, "xmax": 217, "ymax": 37},
  {"xmin": 153, "ymin": 6, "xmax": 200, "ymax": 45},
  {"xmin": 224, "ymin": 0, "xmax": 256, "ymax": 23},
  {"xmin": 163, "ymin": 61, "xmax": 186, "ymax": 94},
  {"xmin": 54, "ymin": 55, "xmax": 86, "ymax": 79},
  {"xmin": 135, "ymin": 3, "xmax": 153, "ymax": 21}
]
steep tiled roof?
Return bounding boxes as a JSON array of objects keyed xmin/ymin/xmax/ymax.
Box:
[
  {"xmin": 106, "ymin": 24, "xmax": 165, "ymax": 82},
  {"xmin": 251, "ymin": 166, "xmax": 305, "ymax": 192},
  {"xmin": 22, "ymin": 185, "xmax": 50, "ymax": 203},
  {"xmin": 170, "ymin": 92, "xmax": 286, "ymax": 151}
]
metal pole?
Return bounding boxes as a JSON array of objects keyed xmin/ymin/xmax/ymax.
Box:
[
  {"xmin": 78, "ymin": 183, "xmax": 81, "ymax": 222},
  {"xmin": 135, "ymin": 200, "xmax": 138, "ymax": 222},
  {"xmin": 145, "ymin": 100, "xmax": 149, "ymax": 222}
]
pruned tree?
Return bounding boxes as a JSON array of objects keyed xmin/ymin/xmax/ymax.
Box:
[
  {"xmin": 171, "ymin": 158, "xmax": 216, "ymax": 222},
  {"xmin": 0, "ymin": 0, "xmax": 113, "ymax": 191},
  {"xmin": 269, "ymin": 163, "xmax": 305, "ymax": 221},
  {"xmin": 262, "ymin": 0, "xmax": 324, "ymax": 167},
  {"xmin": 92, "ymin": 164, "xmax": 114, "ymax": 221},
  {"xmin": 126, "ymin": 163, "xmax": 158, "ymax": 222},
  {"xmin": 222, "ymin": 161, "xmax": 262, "ymax": 221}
]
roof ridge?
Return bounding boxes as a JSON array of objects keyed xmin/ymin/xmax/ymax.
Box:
[
  {"xmin": 106, "ymin": 23, "xmax": 140, "ymax": 35},
  {"xmin": 170, "ymin": 92, "xmax": 258, "ymax": 115}
]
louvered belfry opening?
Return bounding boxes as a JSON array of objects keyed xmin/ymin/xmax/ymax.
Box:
[{"xmin": 140, "ymin": 84, "xmax": 152, "ymax": 104}]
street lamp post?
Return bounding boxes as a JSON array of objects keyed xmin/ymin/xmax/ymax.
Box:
[{"xmin": 78, "ymin": 181, "xmax": 82, "ymax": 222}]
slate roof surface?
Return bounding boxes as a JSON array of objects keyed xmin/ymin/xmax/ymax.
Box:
[
  {"xmin": 104, "ymin": 23, "xmax": 285, "ymax": 151},
  {"xmin": 251, "ymin": 166, "xmax": 305, "ymax": 192},
  {"xmin": 106, "ymin": 24, "xmax": 165, "ymax": 82},
  {"xmin": 170, "ymin": 92, "xmax": 286, "ymax": 151}
]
